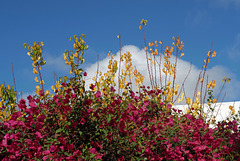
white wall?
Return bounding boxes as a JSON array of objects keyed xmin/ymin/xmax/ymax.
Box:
[{"xmin": 173, "ymin": 101, "xmax": 240, "ymax": 127}]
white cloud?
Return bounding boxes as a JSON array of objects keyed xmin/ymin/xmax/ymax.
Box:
[
  {"xmin": 211, "ymin": 0, "xmax": 240, "ymax": 8},
  {"xmin": 228, "ymin": 33, "xmax": 240, "ymax": 61},
  {"xmin": 83, "ymin": 45, "xmax": 240, "ymax": 128},
  {"xmin": 185, "ymin": 10, "xmax": 210, "ymax": 27},
  {"xmin": 84, "ymin": 45, "xmax": 240, "ymax": 102},
  {"xmin": 45, "ymin": 54, "xmax": 70, "ymax": 73}
]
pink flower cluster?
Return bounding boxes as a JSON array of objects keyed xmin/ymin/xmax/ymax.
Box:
[{"xmin": 0, "ymin": 83, "xmax": 239, "ymax": 160}]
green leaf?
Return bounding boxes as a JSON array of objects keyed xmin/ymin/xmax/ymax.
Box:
[
  {"xmin": 23, "ymin": 43, "xmax": 27, "ymax": 49},
  {"xmin": 79, "ymin": 131, "xmax": 82, "ymax": 135},
  {"xmin": 56, "ymin": 128, "xmax": 62, "ymax": 133},
  {"xmin": 107, "ymin": 114, "xmax": 113, "ymax": 123},
  {"xmin": 64, "ymin": 76, "xmax": 68, "ymax": 82}
]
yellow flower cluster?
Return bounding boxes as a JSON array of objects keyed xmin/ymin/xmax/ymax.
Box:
[{"xmin": 229, "ymin": 105, "xmax": 235, "ymax": 114}]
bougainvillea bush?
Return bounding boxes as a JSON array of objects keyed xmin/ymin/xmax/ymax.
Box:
[{"xmin": 0, "ymin": 20, "xmax": 239, "ymax": 160}]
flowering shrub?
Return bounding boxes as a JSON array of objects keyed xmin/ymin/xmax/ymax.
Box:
[{"xmin": 0, "ymin": 20, "xmax": 239, "ymax": 160}]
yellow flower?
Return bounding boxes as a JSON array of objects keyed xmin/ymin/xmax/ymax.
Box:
[
  {"xmin": 45, "ymin": 90, "xmax": 50, "ymax": 96},
  {"xmin": 207, "ymin": 81, "xmax": 212, "ymax": 88},
  {"xmin": 212, "ymin": 51, "xmax": 216, "ymax": 57},
  {"xmin": 178, "ymin": 93, "xmax": 184, "ymax": 103},
  {"xmin": 36, "ymin": 85, "xmax": 41, "ymax": 95},
  {"xmin": 34, "ymin": 77, "xmax": 39, "ymax": 83},
  {"xmin": 212, "ymin": 80, "xmax": 216, "ymax": 89},
  {"xmin": 186, "ymin": 97, "xmax": 191, "ymax": 105},
  {"xmin": 180, "ymin": 53, "xmax": 184, "ymax": 57},
  {"xmin": 40, "ymin": 80, "xmax": 45, "ymax": 85},
  {"xmin": 33, "ymin": 68, "xmax": 38, "ymax": 74},
  {"xmin": 213, "ymin": 98, "xmax": 217, "ymax": 103},
  {"xmin": 167, "ymin": 81, "xmax": 171, "ymax": 86},
  {"xmin": 229, "ymin": 105, "xmax": 234, "ymax": 110}
]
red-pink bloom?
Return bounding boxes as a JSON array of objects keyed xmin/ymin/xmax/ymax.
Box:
[
  {"xmin": 37, "ymin": 114, "xmax": 46, "ymax": 122},
  {"xmin": 118, "ymin": 156, "xmax": 125, "ymax": 161},
  {"xmin": 88, "ymin": 108, "xmax": 93, "ymax": 114},
  {"xmin": 39, "ymin": 90, "xmax": 44, "ymax": 96},
  {"xmin": 35, "ymin": 132, "xmax": 43, "ymax": 139},
  {"xmin": 110, "ymin": 86, "xmax": 115, "ymax": 92},
  {"xmin": 49, "ymin": 145, "xmax": 56, "ymax": 153},
  {"xmin": 43, "ymin": 156, "xmax": 48, "ymax": 161},
  {"xmin": 80, "ymin": 118, "xmax": 86, "ymax": 125},
  {"xmin": 90, "ymin": 84, "xmax": 95, "ymax": 90},
  {"xmin": 173, "ymin": 137, "xmax": 180, "ymax": 143},
  {"xmin": 131, "ymin": 133, "xmax": 137, "ymax": 142},
  {"xmin": 95, "ymin": 91, "xmax": 101, "ymax": 98},
  {"xmin": 70, "ymin": 143, "xmax": 75, "ymax": 150},
  {"xmin": 107, "ymin": 132, "xmax": 112, "ymax": 142},
  {"xmin": 60, "ymin": 146, "xmax": 64, "ymax": 151},
  {"xmin": 167, "ymin": 104, "xmax": 172, "ymax": 109},
  {"xmin": 2, "ymin": 134, "xmax": 9, "ymax": 147},
  {"xmin": 44, "ymin": 150, "xmax": 50, "ymax": 155},
  {"xmin": 18, "ymin": 99, "xmax": 27, "ymax": 110},
  {"xmin": 115, "ymin": 98, "xmax": 121, "ymax": 105},
  {"xmin": 95, "ymin": 153, "xmax": 103, "ymax": 159},
  {"xmin": 84, "ymin": 99, "xmax": 92, "ymax": 106},
  {"xmin": 90, "ymin": 148, "xmax": 97, "ymax": 154},
  {"xmin": 83, "ymin": 72, "xmax": 87, "ymax": 76}
]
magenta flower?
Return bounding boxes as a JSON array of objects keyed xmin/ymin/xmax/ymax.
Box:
[
  {"xmin": 90, "ymin": 84, "xmax": 95, "ymax": 90},
  {"xmin": 90, "ymin": 148, "xmax": 97, "ymax": 154},
  {"xmin": 80, "ymin": 118, "xmax": 86, "ymax": 125},
  {"xmin": 44, "ymin": 150, "xmax": 50, "ymax": 155},
  {"xmin": 49, "ymin": 145, "xmax": 56, "ymax": 153},
  {"xmin": 95, "ymin": 91, "xmax": 101, "ymax": 98}
]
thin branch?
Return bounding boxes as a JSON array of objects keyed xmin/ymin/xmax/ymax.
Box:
[
  {"xmin": 118, "ymin": 34, "xmax": 122, "ymax": 95},
  {"xmin": 96, "ymin": 54, "xmax": 100, "ymax": 90},
  {"xmin": 12, "ymin": 63, "xmax": 18, "ymax": 103},
  {"xmin": 142, "ymin": 25, "xmax": 153, "ymax": 89},
  {"xmin": 173, "ymin": 63, "xmax": 192, "ymax": 104}
]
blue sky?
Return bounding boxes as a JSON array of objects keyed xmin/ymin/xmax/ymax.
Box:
[{"xmin": 1, "ymin": 0, "xmax": 240, "ymax": 102}]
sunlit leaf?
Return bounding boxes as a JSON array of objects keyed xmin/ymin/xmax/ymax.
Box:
[
  {"xmin": 40, "ymin": 80, "xmax": 45, "ymax": 85},
  {"xmin": 212, "ymin": 80, "xmax": 216, "ymax": 88},
  {"xmin": 45, "ymin": 90, "xmax": 50, "ymax": 96},
  {"xmin": 23, "ymin": 43, "xmax": 27, "ymax": 49},
  {"xmin": 207, "ymin": 58, "xmax": 210, "ymax": 63},
  {"xmin": 34, "ymin": 77, "xmax": 39, "ymax": 83},
  {"xmin": 36, "ymin": 85, "xmax": 40, "ymax": 95},
  {"xmin": 180, "ymin": 53, "xmax": 184, "ymax": 57},
  {"xmin": 213, "ymin": 98, "xmax": 217, "ymax": 103},
  {"xmin": 33, "ymin": 68, "xmax": 38, "ymax": 74},
  {"xmin": 212, "ymin": 51, "xmax": 216, "ymax": 57}
]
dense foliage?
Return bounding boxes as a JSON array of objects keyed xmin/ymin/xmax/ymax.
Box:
[{"xmin": 0, "ymin": 20, "xmax": 239, "ymax": 160}]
